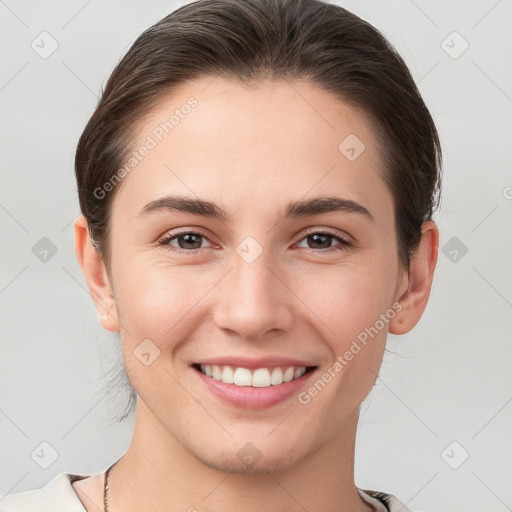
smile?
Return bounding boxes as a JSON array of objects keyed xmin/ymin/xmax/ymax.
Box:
[{"xmin": 195, "ymin": 364, "xmax": 316, "ymax": 387}]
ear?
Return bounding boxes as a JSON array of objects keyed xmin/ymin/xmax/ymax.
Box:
[
  {"xmin": 74, "ymin": 214, "xmax": 120, "ymax": 332},
  {"xmin": 389, "ymin": 220, "xmax": 439, "ymax": 335}
]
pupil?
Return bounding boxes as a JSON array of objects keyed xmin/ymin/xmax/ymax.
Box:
[
  {"xmin": 181, "ymin": 234, "xmax": 201, "ymax": 249},
  {"xmin": 310, "ymin": 234, "xmax": 330, "ymax": 249}
]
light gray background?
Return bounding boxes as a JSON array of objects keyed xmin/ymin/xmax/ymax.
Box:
[{"xmin": 1, "ymin": 1, "xmax": 511, "ymax": 511}]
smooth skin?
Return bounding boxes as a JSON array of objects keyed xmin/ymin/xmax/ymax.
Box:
[{"xmin": 74, "ymin": 76, "xmax": 439, "ymax": 512}]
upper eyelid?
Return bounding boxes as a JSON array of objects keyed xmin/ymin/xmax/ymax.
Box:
[{"xmin": 300, "ymin": 227, "xmax": 351, "ymax": 242}]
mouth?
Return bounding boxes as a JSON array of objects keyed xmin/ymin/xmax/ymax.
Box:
[{"xmin": 192, "ymin": 363, "xmax": 318, "ymax": 388}]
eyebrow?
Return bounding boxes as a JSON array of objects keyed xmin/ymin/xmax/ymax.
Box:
[{"xmin": 136, "ymin": 195, "xmax": 373, "ymax": 222}]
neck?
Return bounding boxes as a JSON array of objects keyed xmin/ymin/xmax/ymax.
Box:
[{"xmin": 108, "ymin": 400, "xmax": 371, "ymax": 512}]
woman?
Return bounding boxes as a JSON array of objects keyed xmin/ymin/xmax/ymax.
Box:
[{"xmin": 1, "ymin": 0, "xmax": 441, "ymax": 510}]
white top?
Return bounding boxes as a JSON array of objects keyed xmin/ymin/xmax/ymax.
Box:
[{"xmin": 0, "ymin": 472, "xmax": 414, "ymax": 512}]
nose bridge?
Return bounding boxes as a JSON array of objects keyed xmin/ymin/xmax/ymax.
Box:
[
  {"xmin": 234, "ymin": 247, "xmax": 276, "ymax": 299},
  {"xmin": 213, "ymin": 243, "xmax": 293, "ymax": 339}
]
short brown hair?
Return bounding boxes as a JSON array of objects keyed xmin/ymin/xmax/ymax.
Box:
[{"xmin": 76, "ymin": 0, "xmax": 442, "ymax": 273}]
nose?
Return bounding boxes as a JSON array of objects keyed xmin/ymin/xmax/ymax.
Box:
[{"xmin": 213, "ymin": 252, "xmax": 294, "ymax": 341}]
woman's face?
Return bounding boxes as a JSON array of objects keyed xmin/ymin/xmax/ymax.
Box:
[{"xmin": 95, "ymin": 77, "xmax": 412, "ymax": 472}]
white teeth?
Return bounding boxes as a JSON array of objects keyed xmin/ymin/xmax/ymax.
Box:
[
  {"xmin": 198, "ymin": 364, "xmax": 309, "ymax": 387},
  {"xmin": 252, "ymin": 368, "xmax": 271, "ymax": 387},
  {"xmin": 212, "ymin": 365, "xmax": 222, "ymax": 380},
  {"xmin": 221, "ymin": 365, "xmax": 234, "ymax": 384},
  {"xmin": 294, "ymin": 367, "xmax": 306, "ymax": 379},
  {"xmin": 233, "ymin": 367, "xmax": 252, "ymax": 386},
  {"xmin": 270, "ymin": 367, "xmax": 283, "ymax": 385},
  {"xmin": 283, "ymin": 367, "xmax": 295, "ymax": 382}
]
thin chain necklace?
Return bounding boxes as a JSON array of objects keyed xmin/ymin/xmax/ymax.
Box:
[
  {"xmin": 103, "ymin": 461, "xmax": 378, "ymax": 512},
  {"xmin": 103, "ymin": 462, "xmax": 115, "ymax": 512}
]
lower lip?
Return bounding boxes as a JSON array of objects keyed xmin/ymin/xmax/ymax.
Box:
[{"xmin": 193, "ymin": 366, "xmax": 318, "ymax": 409}]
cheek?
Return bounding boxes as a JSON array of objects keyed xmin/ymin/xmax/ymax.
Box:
[
  {"xmin": 113, "ymin": 258, "xmax": 214, "ymax": 347},
  {"xmin": 114, "ymin": 261, "xmax": 203, "ymax": 400},
  {"xmin": 295, "ymin": 262, "xmax": 395, "ymax": 344}
]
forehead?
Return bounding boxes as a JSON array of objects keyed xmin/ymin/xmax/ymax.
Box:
[{"xmin": 113, "ymin": 76, "xmax": 392, "ymax": 225}]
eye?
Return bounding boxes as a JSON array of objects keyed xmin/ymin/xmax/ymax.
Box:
[
  {"xmin": 158, "ymin": 228, "xmax": 352, "ymax": 254},
  {"xmin": 158, "ymin": 230, "xmax": 213, "ymax": 253},
  {"xmin": 296, "ymin": 228, "xmax": 352, "ymax": 252}
]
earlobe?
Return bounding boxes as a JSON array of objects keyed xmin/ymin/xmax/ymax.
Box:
[
  {"xmin": 389, "ymin": 220, "xmax": 439, "ymax": 335},
  {"xmin": 73, "ymin": 214, "xmax": 120, "ymax": 333}
]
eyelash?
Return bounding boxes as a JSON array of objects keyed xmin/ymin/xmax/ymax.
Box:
[{"xmin": 157, "ymin": 228, "xmax": 352, "ymax": 254}]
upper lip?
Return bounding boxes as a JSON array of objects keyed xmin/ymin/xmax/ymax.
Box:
[{"xmin": 191, "ymin": 356, "xmax": 317, "ymax": 370}]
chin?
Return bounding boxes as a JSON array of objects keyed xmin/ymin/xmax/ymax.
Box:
[{"xmin": 192, "ymin": 446, "xmax": 306, "ymax": 475}]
